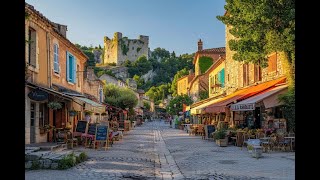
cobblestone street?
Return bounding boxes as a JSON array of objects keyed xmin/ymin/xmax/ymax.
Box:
[{"xmin": 25, "ymin": 121, "xmax": 295, "ymax": 180}]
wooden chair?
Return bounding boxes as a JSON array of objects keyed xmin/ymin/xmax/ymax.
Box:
[
  {"xmin": 235, "ymin": 131, "xmax": 244, "ymax": 148},
  {"xmin": 197, "ymin": 126, "xmax": 205, "ymax": 139}
]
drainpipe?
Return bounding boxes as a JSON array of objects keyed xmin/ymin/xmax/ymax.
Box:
[{"xmin": 46, "ymin": 32, "xmax": 51, "ymax": 88}]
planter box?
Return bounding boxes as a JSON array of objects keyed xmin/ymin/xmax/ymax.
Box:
[
  {"xmin": 251, "ymin": 146, "xmax": 263, "ymax": 158},
  {"xmin": 215, "ymin": 138, "xmax": 228, "ymax": 147}
]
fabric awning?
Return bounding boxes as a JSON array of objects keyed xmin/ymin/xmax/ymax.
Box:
[
  {"xmin": 73, "ymin": 96, "xmax": 105, "ymax": 113},
  {"xmin": 203, "ymin": 77, "xmax": 286, "ymax": 113},
  {"xmin": 230, "ymin": 84, "xmax": 288, "ymax": 111},
  {"xmin": 190, "ymin": 97, "xmax": 224, "ymax": 115}
]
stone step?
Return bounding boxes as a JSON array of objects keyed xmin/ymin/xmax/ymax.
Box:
[{"xmin": 25, "ymin": 151, "xmax": 52, "ymax": 161}]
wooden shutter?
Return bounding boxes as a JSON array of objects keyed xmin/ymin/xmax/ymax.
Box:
[
  {"xmin": 66, "ymin": 52, "xmax": 70, "ymax": 81},
  {"xmin": 73, "ymin": 57, "xmax": 77, "ymax": 83},
  {"xmin": 268, "ymin": 53, "xmax": 277, "ymax": 72},
  {"xmin": 220, "ymin": 68, "xmax": 225, "ymax": 88}
]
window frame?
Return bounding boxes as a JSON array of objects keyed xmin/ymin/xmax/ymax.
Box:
[{"xmin": 53, "ymin": 44, "xmax": 59, "ymax": 73}]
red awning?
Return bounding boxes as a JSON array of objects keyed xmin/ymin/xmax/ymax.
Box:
[{"xmin": 203, "ymin": 77, "xmax": 286, "ymax": 113}]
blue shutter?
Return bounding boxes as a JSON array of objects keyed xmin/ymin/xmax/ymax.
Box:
[
  {"xmin": 73, "ymin": 57, "xmax": 77, "ymax": 83},
  {"xmin": 66, "ymin": 52, "xmax": 70, "ymax": 81},
  {"xmin": 220, "ymin": 68, "xmax": 225, "ymax": 88}
]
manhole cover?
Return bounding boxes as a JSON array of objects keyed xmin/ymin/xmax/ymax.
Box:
[{"xmin": 218, "ymin": 160, "xmax": 237, "ymax": 164}]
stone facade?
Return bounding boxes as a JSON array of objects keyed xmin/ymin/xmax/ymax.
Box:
[
  {"xmin": 99, "ymin": 74, "xmax": 127, "ymax": 88},
  {"xmin": 102, "ymin": 32, "xmax": 149, "ymax": 66},
  {"xmin": 83, "ymin": 68, "xmax": 104, "ymax": 103},
  {"xmin": 224, "ymin": 25, "xmax": 287, "ymax": 95}
]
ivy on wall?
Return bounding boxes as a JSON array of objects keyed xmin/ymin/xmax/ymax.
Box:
[
  {"xmin": 137, "ymin": 47, "xmax": 141, "ymax": 53},
  {"xmin": 119, "ymin": 38, "xmax": 129, "ymax": 55},
  {"xmin": 199, "ymin": 56, "xmax": 213, "ymax": 74}
]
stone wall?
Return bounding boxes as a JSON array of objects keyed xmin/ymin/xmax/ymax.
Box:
[
  {"xmin": 224, "ymin": 25, "xmax": 240, "ymax": 95},
  {"xmin": 177, "ymin": 76, "xmax": 189, "ymax": 96},
  {"xmin": 103, "ymin": 32, "xmax": 149, "ymax": 66},
  {"xmin": 224, "ymin": 25, "xmax": 287, "ymax": 95}
]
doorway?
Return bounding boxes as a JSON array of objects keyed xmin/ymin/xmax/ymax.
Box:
[
  {"xmin": 30, "ymin": 102, "xmax": 36, "ymax": 143},
  {"xmin": 254, "ymin": 107, "xmax": 261, "ymax": 128}
]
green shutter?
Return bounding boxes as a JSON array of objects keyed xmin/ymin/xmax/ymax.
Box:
[{"xmin": 220, "ymin": 68, "xmax": 225, "ymax": 88}]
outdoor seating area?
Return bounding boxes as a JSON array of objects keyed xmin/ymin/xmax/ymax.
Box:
[{"xmin": 179, "ymin": 124, "xmax": 295, "ymax": 153}]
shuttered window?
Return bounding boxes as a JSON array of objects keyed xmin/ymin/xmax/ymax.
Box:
[
  {"xmin": 66, "ymin": 51, "xmax": 77, "ymax": 83},
  {"xmin": 243, "ymin": 64, "xmax": 249, "ymax": 86},
  {"xmin": 53, "ymin": 44, "xmax": 59, "ymax": 73},
  {"xmin": 268, "ymin": 53, "xmax": 277, "ymax": 72},
  {"xmin": 254, "ymin": 64, "xmax": 262, "ymax": 82},
  {"xmin": 28, "ymin": 27, "xmax": 37, "ymax": 67}
]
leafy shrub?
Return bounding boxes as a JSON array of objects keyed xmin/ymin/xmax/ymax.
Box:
[
  {"xmin": 58, "ymin": 153, "xmax": 76, "ymax": 170},
  {"xmin": 214, "ymin": 130, "xmax": 226, "ymax": 139}
]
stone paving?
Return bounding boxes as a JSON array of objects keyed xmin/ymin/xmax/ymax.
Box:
[{"xmin": 25, "ymin": 120, "xmax": 295, "ymax": 180}]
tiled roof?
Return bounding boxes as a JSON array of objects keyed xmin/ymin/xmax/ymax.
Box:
[{"xmin": 199, "ymin": 47, "xmax": 226, "ymax": 54}]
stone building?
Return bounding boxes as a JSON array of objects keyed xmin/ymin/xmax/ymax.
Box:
[
  {"xmin": 25, "ymin": 3, "xmax": 105, "ymax": 144},
  {"xmin": 101, "ymin": 32, "xmax": 149, "ymax": 66},
  {"xmin": 99, "ymin": 74, "xmax": 127, "ymax": 88},
  {"xmin": 177, "ymin": 70, "xmax": 194, "ymax": 96},
  {"xmin": 180, "ymin": 39, "xmax": 225, "ymax": 102}
]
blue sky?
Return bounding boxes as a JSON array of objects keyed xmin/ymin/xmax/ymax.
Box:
[{"xmin": 26, "ymin": 0, "xmax": 226, "ymax": 55}]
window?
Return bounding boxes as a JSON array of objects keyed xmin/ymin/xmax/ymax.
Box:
[
  {"xmin": 30, "ymin": 102, "xmax": 35, "ymax": 126},
  {"xmin": 66, "ymin": 52, "xmax": 76, "ymax": 83},
  {"xmin": 53, "ymin": 44, "xmax": 59, "ymax": 73},
  {"xmin": 99, "ymin": 88, "xmax": 103, "ymax": 103},
  {"xmin": 39, "ymin": 103, "xmax": 48, "ymax": 128},
  {"xmin": 243, "ymin": 64, "xmax": 249, "ymax": 86},
  {"xmin": 268, "ymin": 53, "xmax": 277, "ymax": 72},
  {"xmin": 28, "ymin": 27, "xmax": 37, "ymax": 67},
  {"xmin": 254, "ymin": 64, "xmax": 262, "ymax": 82}
]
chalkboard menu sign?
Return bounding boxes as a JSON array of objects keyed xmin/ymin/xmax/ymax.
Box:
[
  {"xmin": 75, "ymin": 121, "xmax": 87, "ymax": 133},
  {"xmin": 88, "ymin": 123, "xmax": 97, "ymax": 135},
  {"xmin": 95, "ymin": 125, "xmax": 108, "ymax": 141},
  {"xmin": 207, "ymin": 125, "xmax": 215, "ymax": 138}
]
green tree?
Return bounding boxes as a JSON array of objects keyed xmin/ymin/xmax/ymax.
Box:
[
  {"xmin": 166, "ymin": 95, "xmax": 193, "ymax": 115},
  {"xmin": 143, "ymin": 101, "xmax": 151, "ymax": 110},
  {"xmin": 104, "ymin": 84, "xmax": 138, "ymax": 109},
  {"xmin": 151, "ymin": 47, "xmax": 170, "ymax": 60},
  {"xmin": 199, "ymin": 90, "xmax": 209, "ymax": 100},
  {"xmin": 171, "ymin": 68, "xmax": 189, "ymax": 97}
]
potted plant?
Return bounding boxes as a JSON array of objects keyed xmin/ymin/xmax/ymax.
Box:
[
  {"xmin": 214, "ymin": 130, "xmax": 228, "ymax": 147},
  {"xmin": 48, "ymin": 101, "xmax": 62, "ymax": 110},
  {"xmin": 84, "ymin": 110, "xmax": 93, "ymax": 116},
  {"xmin": 39, "ymin": 124, "xmax": 54, "ymax": 134}
]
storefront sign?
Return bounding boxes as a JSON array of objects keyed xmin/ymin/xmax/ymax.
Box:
[
  {"xmin": 28, "ymin": 89, "xmax": 48, "ymax": 101},
  {"xmin": 231, "ymin": 103, "xmax": 255, "ymax": 111}
]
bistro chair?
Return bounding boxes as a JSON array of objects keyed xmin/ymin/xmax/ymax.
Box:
[
  {"xmin": 242, "ymin": 133, "xmax": 249, "ymax": 147},
  {"xmin": 276, "ymin": 134, "xmax": 290, "ymax": 151},
  {"xmin": 269, "ymin": 134, "xmax": 278, "ymax": 151},
  {"xmin": 235, "ymin": 131, "xmax": 244, "ymax": 148}
]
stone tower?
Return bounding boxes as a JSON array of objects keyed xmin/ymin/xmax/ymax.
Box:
[{"xmin": 101, "ymin": 32, "xmax": 149, "ymax": 66}]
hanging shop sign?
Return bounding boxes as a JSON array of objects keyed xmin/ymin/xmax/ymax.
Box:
[
  {"xmin": 28, "ymin": 89, "xmax": 48, "ymax": 101},
  {"xmin": 230, "ymin": 103, "xmax": 255, "ymax": 111}
]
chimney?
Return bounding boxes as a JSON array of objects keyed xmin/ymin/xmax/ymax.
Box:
[
  {"xmin": 198, "ymin": 39, "xmax": 203, "ymax": 51},
  {"xmin": 189, "ymin": 69, "xmax": 193, "ymax": 75},
  {"xmin": 53, "ymin": 23, "xmax": 67, "ymax": 38},
  {"xmin": 86, "ymin": 67, "xmax": 95, "ymax": 80}
]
